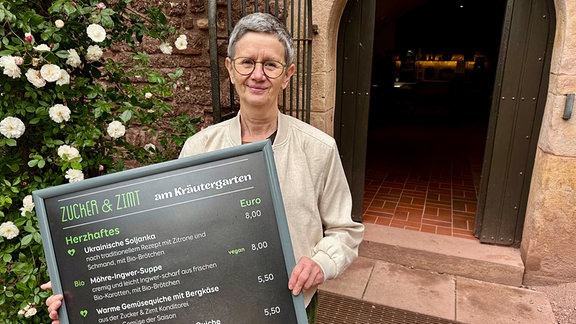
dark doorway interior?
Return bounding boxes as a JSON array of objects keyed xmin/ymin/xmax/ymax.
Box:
[{"xmin": 363, "ymin": 0, "xmax": 506, "ymax": 239}]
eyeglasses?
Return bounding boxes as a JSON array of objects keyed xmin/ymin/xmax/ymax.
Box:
[{"xmin": 230, "ymin": 57, "xmax": 286, "ymax": 79}]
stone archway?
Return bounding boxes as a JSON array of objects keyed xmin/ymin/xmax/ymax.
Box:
[{"xmin": 310, "ymin": 0, "xmax": 576, "ymax": 285}]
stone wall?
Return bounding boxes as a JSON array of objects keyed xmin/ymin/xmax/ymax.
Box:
[
  {"xmin": 520, "ymin": 0, "xmax": 576, "ymax": 285},
  {"xmin": 109, "ymin": 0, "xmax": 232, "ymax": 130}
]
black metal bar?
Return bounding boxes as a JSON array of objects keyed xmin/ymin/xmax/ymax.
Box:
[
  {"xmin": 208, "ymin": 0, "xmax": 222, "ymax": 123},
  {"xmin": 305, "ymin": 0, "xmax": 312, "ymax": 123},
  {"xmin": 227, "ymin": 0, "xmax": 237, "ymax": 118},
  {"xmin": 295, "ymin": 0, "xmax": 302, "ymax": 119},
  {"xmin": 275, "ymin": 0, "xmax": 279, "ymax": 17},
  {"xmin": 301, "ymin": 0, "xmax": 307, "ymax": 121},
  {"xmin": 278, "ymin": 0, "xmax": 286, "ymax": 113},
  {"xmin": 227, "ymin": 0, "xmax": 233, "ymax": 34},
  {"xmin": 283, "ymin": 0, "xmax": 288, "ymax": 115},
  {"xmin": 288, "ymin": 1, "xmax": 295, "ymax": 116}
]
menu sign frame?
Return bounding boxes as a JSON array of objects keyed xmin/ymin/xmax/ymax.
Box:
[{"xmin": 33, "ymin": 140, "xmax": 307, "ymax": 324}]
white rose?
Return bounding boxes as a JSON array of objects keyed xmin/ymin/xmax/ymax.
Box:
[
  {"xmin": 86, "ymin": 45, "xmax": 103, "ymax": 62},
  {"xmin": 24, "ymin": 307, "xmax": 37, "ymax": 317},
  {"xmin": 107, "ymin": 120, "xmax": 126, "ymax": 139},
  {"xmin": 3, "ymin": 63, "xmax": 22, "ymax": 78},
  {"xmin": 49, "ymin": 104, "xmax": 71, "ymax": 123},
  {"xmin": 40, "ymin": 64, "xmax": 61, "ymax": 82},
  {"xmin": 65, "ymin": 169, "xmax": 84, "ymax": 183},
  {"xmin": 174, "ymin": 34, "xmax": 187, "ymax": 50},
  {"xmin": 0, "ymin": 221, "xmax": 19, "ymax": 240},
  {"xmin": 25, "ymin": 69, "xmax": 46, "ymax": 88},
  {"xmin": 145, "ymin": 92, "xmax": 153, "ymax": 99},
  {"xmin": 33, "ymin": 44, "xmax": 51, "ymax": 52},
  {"xmin": 0, "ymin": 56, "xmax": 21, "ymax": 79},
  {"xmin": 66, "ymin": 49, "xmax": 82, "ymax": 68},
  {"xmin": 55, "ymin": 19, "xmax": 65, "ymax": 28},
  {"xmin": 0, "ymin": 56, "xmax": 13, "ymax": 66},
  {"xmin": 58, "ymin": 145, "xmax": 81, "ymax": 161},
  {"xmin": 87, "ymin": 24, "xmax": 106, "ymax": 43},
  {"xmin": 20, "ymin": 195, "xmax": 35, "ymax": 216},
  {"xmin": 56, "ymin": 69, "xmax": 70, "ymax": 86},
  {"xmin": 159, "ymin": 43, "xmax": 173, "ymax": 55},
  {"xmin": 0, "ymin": 116, "xmax": 25, "ymax": 139}
]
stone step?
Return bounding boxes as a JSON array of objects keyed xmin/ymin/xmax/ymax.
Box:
[
  {"xmin": 319, "ymin": 257, "xmax": 556, "ymax": 323},
  {"xmin": 358, "ymin": 223, "xmax": 524, "ymax": 286},
  {"xmin": 318, "ymin": 224, "xmax": 557, "ymax": 323}
]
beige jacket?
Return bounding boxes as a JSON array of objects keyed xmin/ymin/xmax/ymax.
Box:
[{"xmin": 179, "ymin": 112, "xmax": 364, "ymax": 305}]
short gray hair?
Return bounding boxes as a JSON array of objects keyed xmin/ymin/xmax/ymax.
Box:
[{"xmin": 227, "ymin": 12, "xmax": 294, "ymax": 65}]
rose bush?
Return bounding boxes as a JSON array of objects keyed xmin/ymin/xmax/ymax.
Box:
[{"xmin": 0, "ymin": 0, "xmax": 199, "ymax": 322}]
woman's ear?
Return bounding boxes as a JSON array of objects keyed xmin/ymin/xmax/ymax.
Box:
[
  {"xmin": 281, "ymin": 63, "xmax": 296, "ymax": 89},
  {"xmin": 225, "ymin": 57, "xmax": 235, "ymax": 84}
]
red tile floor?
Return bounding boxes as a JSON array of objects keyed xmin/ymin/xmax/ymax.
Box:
[{"xmin": 362, "ymin": 115, "xmax": 487, "ymax": 240}]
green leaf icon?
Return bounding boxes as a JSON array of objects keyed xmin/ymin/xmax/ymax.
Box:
[
  {"xmin": 67, "ymin": 249, "xmax": 75, "ymax": 256},
  {"xmin": 80, "ymin": 309, "xmax": 88, "ymax": 317}
]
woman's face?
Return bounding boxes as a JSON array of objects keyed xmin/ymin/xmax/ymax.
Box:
[{"xmin": 226, "ymin": 32, "xmax": 295, "ymax": 110}]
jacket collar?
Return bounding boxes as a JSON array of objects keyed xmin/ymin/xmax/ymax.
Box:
[{"xmin": 230, "ymin": 111, "xmax": 288, "ymax": 147}]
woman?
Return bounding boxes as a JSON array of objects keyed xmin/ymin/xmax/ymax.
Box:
[{"xmin": 44, "ymin": 12, "xmax": 363, "ymax": 323}]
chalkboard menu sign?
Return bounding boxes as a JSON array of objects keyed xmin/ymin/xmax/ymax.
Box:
[{"xmin": 33, "ymin": 140, "xmax": 307, "ymax": 324}]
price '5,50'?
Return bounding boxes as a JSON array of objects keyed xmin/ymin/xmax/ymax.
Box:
[
  {"xmin": 264, "ymin": 306, "xmax": 281, "ymax": 316},
  {"xmin": 257, "ymin": 273, "xmax": 274, "ymax": 284}
]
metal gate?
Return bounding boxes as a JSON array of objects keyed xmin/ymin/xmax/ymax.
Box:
[{"xmin": 208, "ymin": 0, "xmax": 313, "ymax": 123}]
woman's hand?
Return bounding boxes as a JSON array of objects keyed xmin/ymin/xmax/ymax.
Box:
[
  {"xmin": 40, "ymin": 282, "xmax": 63, "ymax": 324},
  {"xmin": 288, "ymin": 256, "xmax": 324, "ymax": 295}
]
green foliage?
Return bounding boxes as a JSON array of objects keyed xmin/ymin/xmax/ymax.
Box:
[{"xmin": 0, "ymin": 1, "xmax": 198, "ymax": 321}]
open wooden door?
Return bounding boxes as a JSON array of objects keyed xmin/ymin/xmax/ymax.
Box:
[
  {"xmin": 334, "ymin": 0, "xmax": 376, "ymax": 222},
  {"xmin": 475, "ymin": 0, "xmax": 555, "ymax": 246}
]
